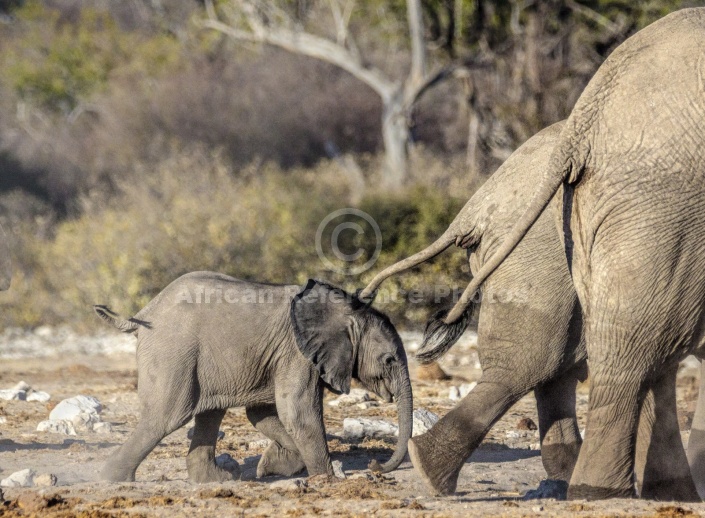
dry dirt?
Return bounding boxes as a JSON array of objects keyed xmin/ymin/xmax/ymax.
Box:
[{"xmin": 0, "ymin": 330, "xmax": 704, "ymax": 517}]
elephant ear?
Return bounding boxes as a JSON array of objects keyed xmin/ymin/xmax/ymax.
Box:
[
  {"xmin": 290, "ymin": 279, "xmax": 355, "ymax": 394},
  {"xmin": 0, "ymin": 222, "xmax": 11, "ymax": 291}
]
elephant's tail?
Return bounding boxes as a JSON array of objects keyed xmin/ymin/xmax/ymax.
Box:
[
  {"xmin": 415, "ymin": 146, "xmax": 578, "ymax": 362},
  {"xmin": 358, "ymin": 231, "xmax": 456, "ymax": 300},
  {"xmin": 93, "ymin": 305, "xmax": 148, "ymax": 334}
]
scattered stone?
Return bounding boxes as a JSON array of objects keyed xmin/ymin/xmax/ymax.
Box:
[
  {"xmin": 580, "ymin": 428, "xmax": 585, "ymax": 439},
  {"xmin": 328, "ymin": 388, "xmax": 371, "ymax": 407},
  {"xmin": 187, "ymin": 428, "xmax": 225, "ymax": 441},
  {"xmin": 0, "ymin": 416, "xmax": 6, "ymax": 424},
  {"xmin": 416, "ymin": 361, "xmax": 450, "ymax": 381},
  {"xmin": 448, "ymin": 386, "xmax": 460, "ymax": 401},
  {"xmin": 412, "ymin": 409, "xmax": 439, "ymax": 437},
  {"xmin": 38, "ymin": 395, "xmax": 106, "ymax": 435},
  {"xmin": 505, "ymin": 431, "xmax": 521, "ymax": 439},
  {"xmin": 27, "ymin": 391, "xmax": 51, "ymax": 403},
  {"xmin": 343, "ymin": 418, "xmax": 398, "ymax": 440},
  {"xmin": 34, "ymin": 473, "xmax": 57, "ymax": 487},
  {"xmin": 523, "ymin": 479, "xmax": 568, "ymax": 501},
  {"xmin": 448, "ymin": 382, "xmax": 477, "ymax": 401},
  {"xmin": 215, "ymin": 453, "xmax": 241, "ymax": 478},
  {"xmin": 517, "ymin": 417, "xmax": 538, "ymax": 431},
  {"xmin": 13, "ymin": 381, "xmax": 30, "ymax": 392},
  {"xmin": 93, "ymin": 422, "xmax": 113, "ymax": 434},
  {"xmin": 248, "ymin": 439, "xmax": 270, "ymax": 450},
  {"xmin": 37, "ymin": 420, "xmax": 77, "ymax": 436},
  {"xmin": 356, "ymin": 401, "xmax": 378, "ymax": 410},
  {"xmin": 0, "ymin": 389, "xmax": 26, "ymax": 401},
  {"xmin": 532, "ymin": 505, "xmax": 545, "ymax": 512},
  {"xmin": 530, "ymin": 443, "xmax": 541, "ymax": 451},
  {"xmin": 332, "ymin": 460, "xmax": 346, "ymax": 479},
  {"xmin": 1, "ymin": 469, "xmax": 35, "ymax": 488},
  {"xmin": 270, "ymin": 478, "xmax": 307, "ymax": 491}
]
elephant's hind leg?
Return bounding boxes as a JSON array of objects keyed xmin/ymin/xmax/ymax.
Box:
[
  {"xmin": 636, "ymin": 365, "xmax": 699, "ymax": 501},
  {"xmin": 246, "ymin": 405, "xmax": 305, "ymax": 478},
  {"xmin": 187, "ymin": 408, "xmax": 238, "ymax": 483},
  {"xmin": 102, "ymin": 419, "xmax": 184, "ymax": 482},
  {"xmin": 535, "ymin": 361, "xmax": 586, "ymax": 484}
]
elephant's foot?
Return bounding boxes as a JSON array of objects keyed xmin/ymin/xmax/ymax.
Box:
[
  {"xmin": 540, "ymin": 442, "xmax": 581, "ymax": 482},
  {"xmin": 257, "ymin": 442, "xmax": 306, "ymax": 478},
  {"xmin": 187, "ymin": 448, "xmax": 239, "ymax": 483},
  {"xmin": 408, "ymin": 434, "xmax": 462, "ymax": 496},
  {"xmin": 567, "ymin": 484, "xmax": 635, "ymax": 500},
  {"xmin": 640, "ymin": 476, "xmax": 700, "ymax": 502},
  {"xmin": 101, "ymin": 460, "xmax": 136, "ymax": 482}
]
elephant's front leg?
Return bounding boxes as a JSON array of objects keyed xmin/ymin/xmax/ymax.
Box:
[
  {"xmin": 635, "ymin": 364, "xmax": 699, "ymax": 501},
  {"xmin": 535, "ymin": 361, "xmax": 586, "ymax": 484},
  {"xmin": 246, "ymin": 404, "xmax": 305, "ymax": 478},
  {"xmin": 275, "ymin": 367, "xmax": 333, "ymax": 477},
  {"xmin": 187, "ymin": 408, "xmax": 239, "ymax": 483}
]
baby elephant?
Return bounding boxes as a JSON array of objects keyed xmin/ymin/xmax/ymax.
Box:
[{"xmin": 95, "ymin": 274, "xmax": 412, "ymax": 483}]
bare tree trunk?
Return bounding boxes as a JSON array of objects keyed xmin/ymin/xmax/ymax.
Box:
[{"xmin": 381, "ymin": 92, "xmax": 409, "ymax": 191}]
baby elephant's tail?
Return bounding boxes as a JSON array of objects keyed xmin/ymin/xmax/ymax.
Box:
[{"xmin": 93, "ymin": 305, "xmax": 144, "ymax": 333}]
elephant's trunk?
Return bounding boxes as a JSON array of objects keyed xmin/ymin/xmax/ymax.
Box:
[
  {"xmin": 370, "ymin": 370, "xmax": 413, "ymax": 473},
  {"xmin": 359, "ymin": 232, "xmax": 456, "ymax": 300},
  {"xmin": 0, "ymin": 223, "xmax": 12, "ymax": 291}
]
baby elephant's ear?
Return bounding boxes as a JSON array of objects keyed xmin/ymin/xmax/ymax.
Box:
[{"xmin": 290, "ymin": 279, "xmax": 354, "ymax": 394}]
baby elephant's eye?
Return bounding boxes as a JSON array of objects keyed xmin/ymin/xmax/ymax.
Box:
[{"xmin": 382, "ymin": 353, "xmax": 395, "ymax": 366}]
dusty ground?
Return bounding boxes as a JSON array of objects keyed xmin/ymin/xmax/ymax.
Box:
[{"xmin": 0, "ymin": 329, "xmax": 704, "ymax": 517}]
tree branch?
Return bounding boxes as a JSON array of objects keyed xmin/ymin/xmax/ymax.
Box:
[
  {"xmin": 202, "ymin": 0, "xmax": 396, "ymax": 100},
  {"xmin": 406, "ymin": 0, "xmax": 427, "ymax": 89},
  {"xmin": 566, "ymin": 0, "xmax": 620, "ymax": 34}
]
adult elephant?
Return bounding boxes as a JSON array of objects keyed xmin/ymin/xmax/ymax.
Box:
[
  {"xmin": 361, "ymin": 120, "xmax": 695, "ymax": 499},
  {"xmin": 404, "ymin": 8, "xmax": 705, "ymax": 500},
  {"xmin": 362, "ymin": 122, "xmax": 588, "ymax": 488}
]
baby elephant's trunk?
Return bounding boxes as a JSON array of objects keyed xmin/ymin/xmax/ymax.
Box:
[{"xmin": 370, "ymin": 372, "xmax": 413, "ymax": 473}]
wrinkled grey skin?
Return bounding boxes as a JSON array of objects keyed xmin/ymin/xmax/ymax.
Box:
[
  {"xmin": 406, "ymin": 9, "xmax": 705, "ymax": 500},
  {"xmin": 95, "ymin": 275, "xmax": 412, "ymax": 483},
  {"xmin": 688, "ymin": 363, "xmax": 705, "ymax": 498},
  {"xmin": 363, "ymin": 122, "xmax": 696, "ymax": 499},
  {"xmin": 0, "ymin": 223, "xmax": 11, "ymax": 291},
  {"xmin": 362, "ymin": 123, "xmax": 588, "ymax": 490}
]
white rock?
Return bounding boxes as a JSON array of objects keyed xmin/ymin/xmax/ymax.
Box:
[
  {"xmin": 27, "ymin": 391, "xmax": 51, "ymax": 402},
  {"xmin": 248, "ymin": 439, "xmax": 271, "ymax": 450},
  {"xmin": 0, "ymin": 389, "xmax": 26, "ymax": 401},
  {"xmin": 93, "ymin": 422, "xmax": 113, "ymax": 434},
  {"xmin": 412, "ymin": 409, "xmax": 439, "ymax": 437},
  {"xmin": 271, "ymin": 478, "xmax": 307, "ymax": 491},
  {"xmin": 349, "ymin": 472, "xmax": 375, "ymax": 481},
  {"xmin": 343, "ymin": 418, "xmax": 398, "ymax": 440},
  {"xmin": 328, "ymin": 388, "xmax": 371, "ymax": 407},
  {"xmin": 0, "ymin": 469, "xmax": 35, "ymax": 488},
  {"xmin": 0, "ymin": 416, "xmax": 6, "ymax": 424},
  {"xmin": 356, "ymin": 401, "xmax": 378, "ymax": 410},
  {"xmin": 580, "ymin": 428, "xmax": 585, "ymax": 439},
  {"xmin": 530, "ymin": 443, "xmax": 541, "ymax": 451},
  {"xmin": 49, "ymin": 395, "xmax": 102, "ymax": 421},
  {"xmin": 332, "ymin": 460, "xmax": 346, "ymax": 479},
  {"xmin": 37, "ymin": 419, "xmax": 77, "ymax": 435},
  {"xmin": 34, "ymin": 473, "xmax": 57, "ymax": 487},
  {"xmin": 187, "ymin": 427, "xmax": 225, "ymax": 441},
  {"xmin": 459, "ymin": 382, "xmax": 477, "ymax": 398},
  {"xmin": 13, "ymin": 381, "xmax": 31, "ymax": 392},
  {"xmin": 505, "ymin": 431, "xmax": 521, "ymax": 439},
  {"xmin": 215, "ymin": 453, "xmax": 241, "ymax": 477},
  {"xmin": 448, "ymin": 386, "xmax": 460, "ymax": 401}
]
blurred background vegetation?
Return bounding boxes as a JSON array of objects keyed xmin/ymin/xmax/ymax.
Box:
[{"xmin": 0, "ymin": 0, "xmax": 699, "ymax": 330}]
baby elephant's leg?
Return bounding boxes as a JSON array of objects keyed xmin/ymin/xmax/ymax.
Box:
[
  {"xmin": 247, "ymin": 405, "xmax": 305, "ymax": 478},
  {"xmin": 187, "ymin": 408, "xmax": 238, "ymax": 483}
]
